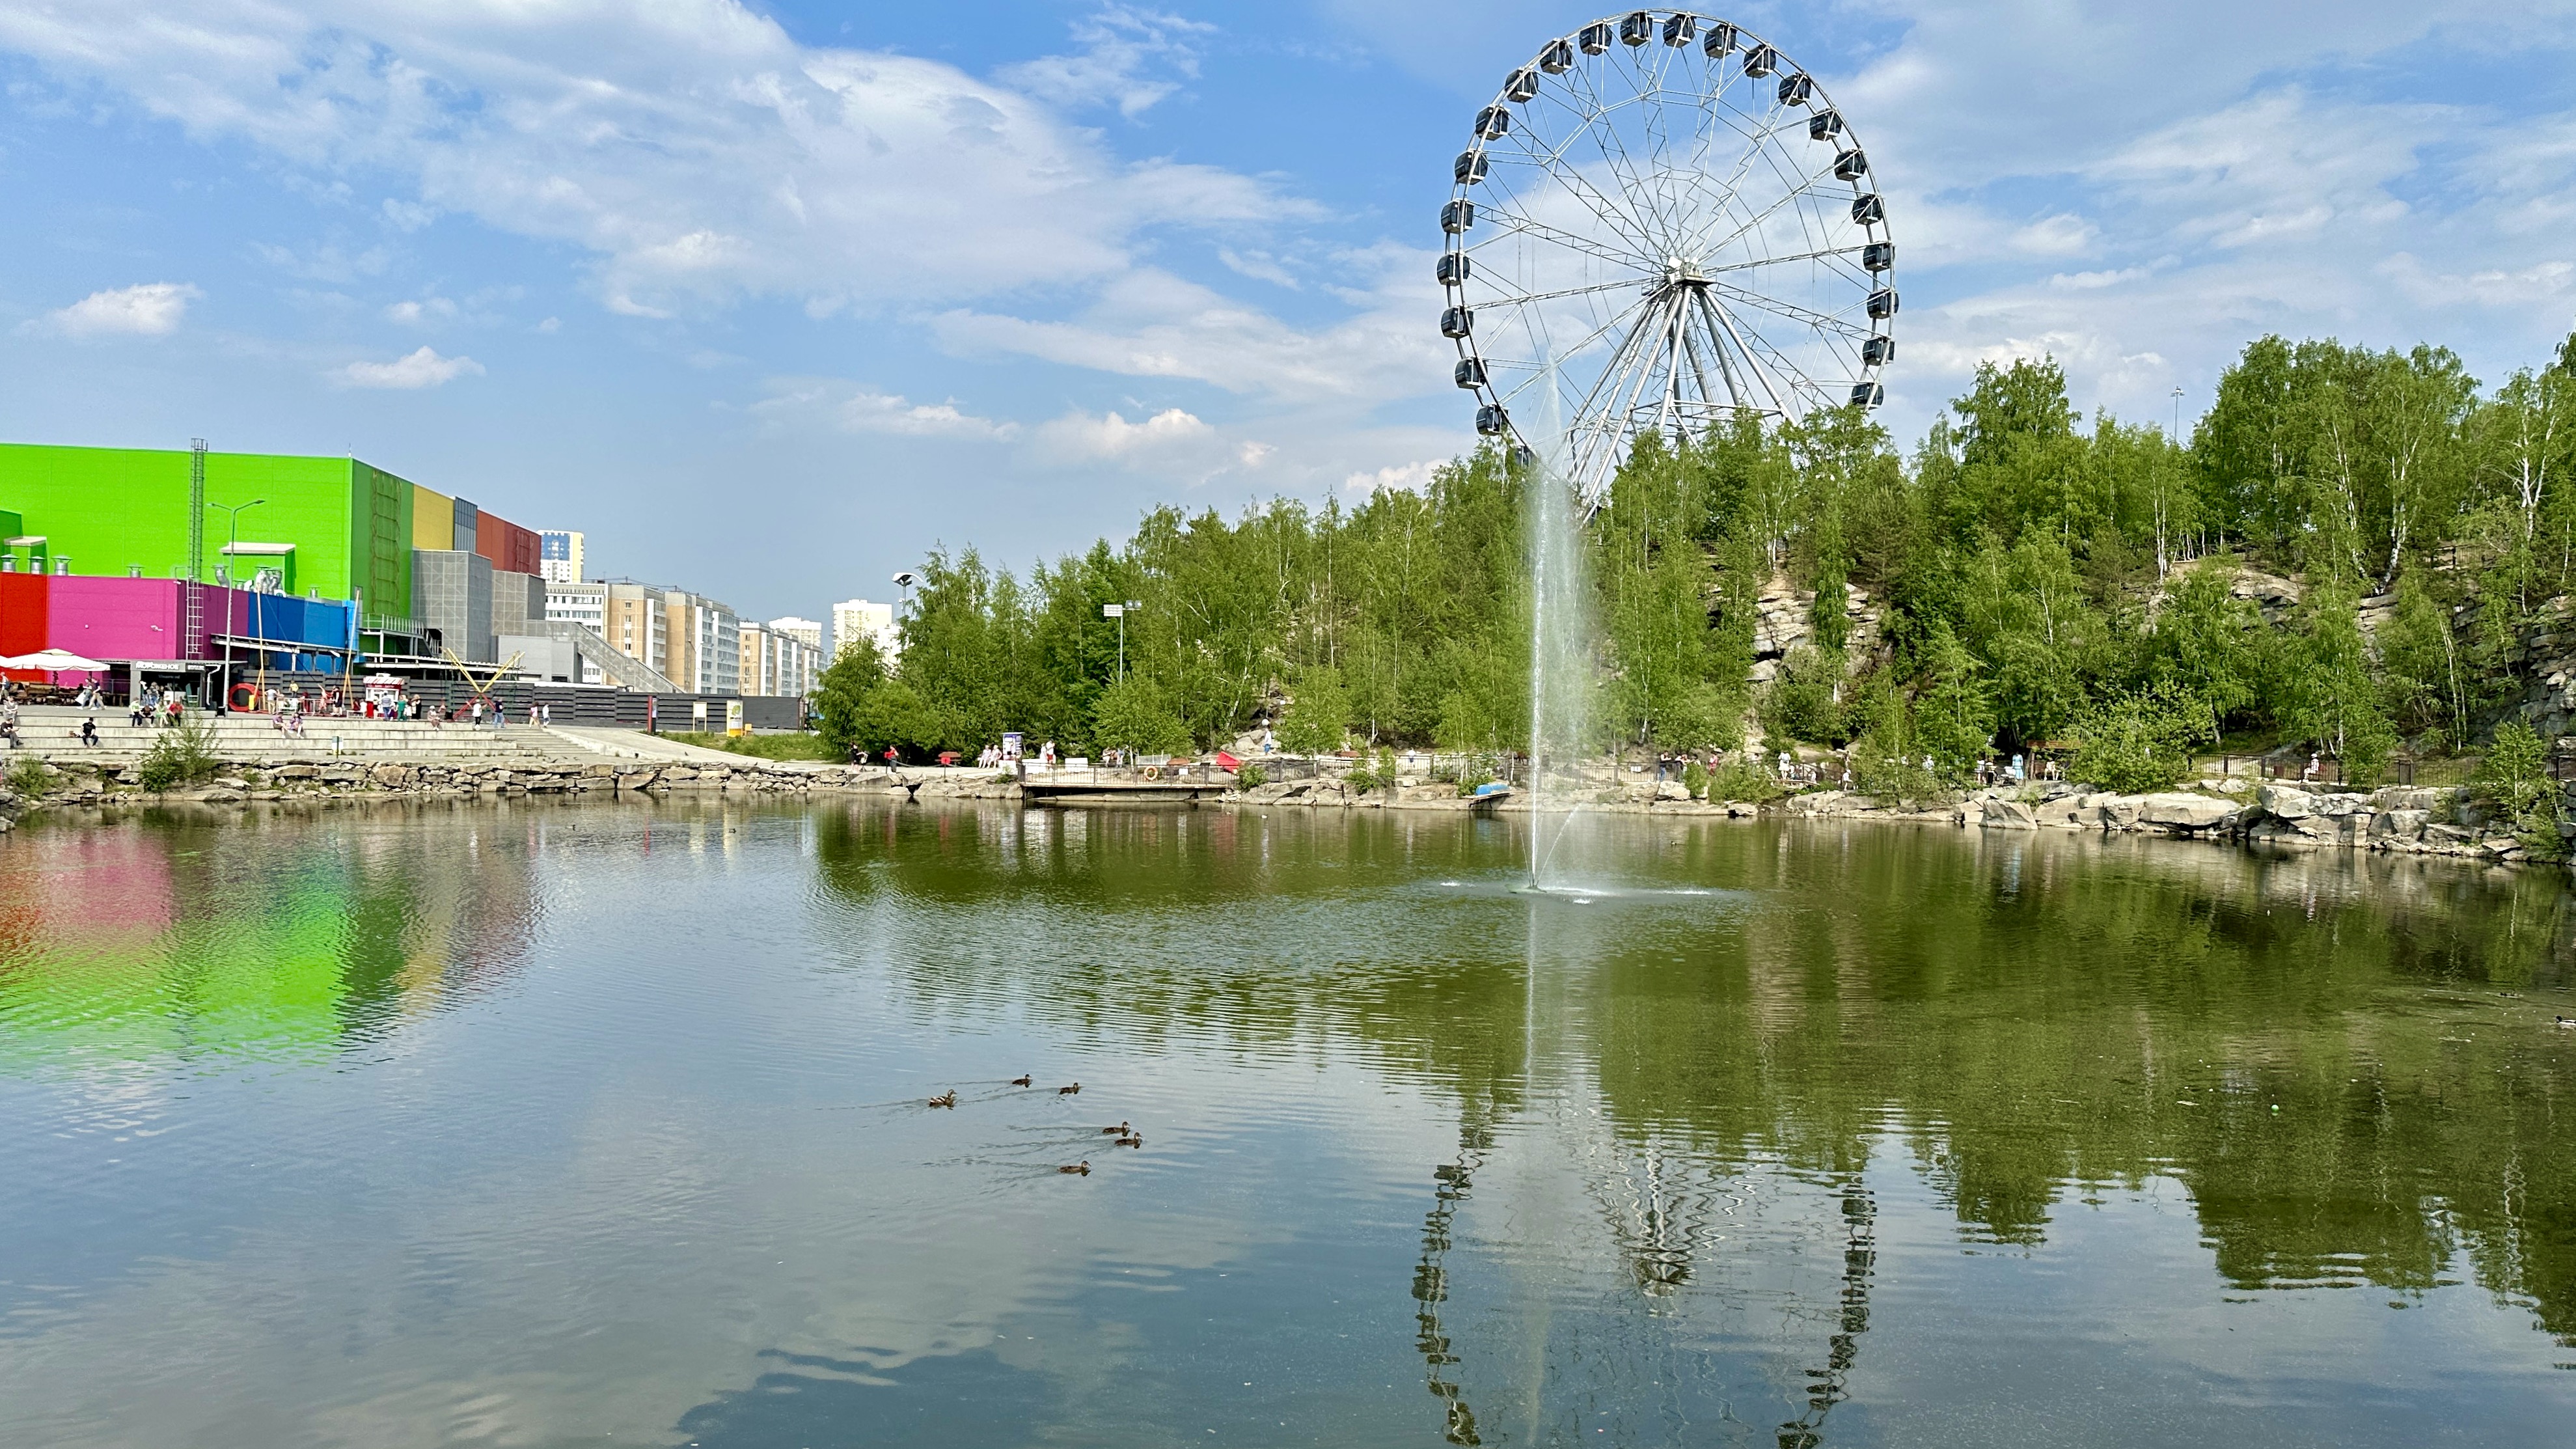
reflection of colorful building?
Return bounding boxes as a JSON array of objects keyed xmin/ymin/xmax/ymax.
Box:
[{"xmin": 0, "ymin": 817, "xmax": 540, "ymax": 1071}]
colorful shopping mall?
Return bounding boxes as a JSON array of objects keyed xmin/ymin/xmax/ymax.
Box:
[{"xmin": 0, "ymin": 440, "xmax": 553, "ymax": 701}]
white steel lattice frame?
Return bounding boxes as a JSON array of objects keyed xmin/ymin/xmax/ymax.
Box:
[{"xmin": 1442, "ymin": 11, "xmax": 1896, "ymax": 509}]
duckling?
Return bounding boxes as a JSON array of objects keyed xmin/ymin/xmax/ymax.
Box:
[
  {"xmin": 1057, "ymin": 1083, "xmax": 1081, "ymax": 1095},
  {"xmin": 928, "ymin": 1090, "xmax": 957, "ymax": 1109},
  {"xmin": 1058, "ymin": 1161, "xmax": 1091, "ymax": 1176},
  {"xmin": 1010, "ymin": 1075, "xmax": 1034, "ymax": 1087},
  {"xmin": 1114, "ymin": 1133, "xmax": 1144, "ymax": 1150},
  {"xmin": 1100, "ymin": 1120, "xmax": 1132, "ymax": 1135}
]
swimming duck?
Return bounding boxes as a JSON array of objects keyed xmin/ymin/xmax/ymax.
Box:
[
  {"xmin": 1100, "ymin": 1121, "xmax": 1132, "ymax": 1135},
  {"xmin": 1115, "ymin": 1134, "xmax": 1144, "ymax": 1150},
  {"xmin": 1058, "ymin": 1083, "xmax": 1081, "ymax": 1095},
  {"xmin": 2557, "ymin": 1016, "xmax": 2575, "ymax": 1028},
  {"xmin": 928, "ymin": 1090, "xmax": 957, "ymax": 1109},
  {"xmin": 1058, "ymin": 1161, "xmax": 1091, "ymax": 1176},
  {"xmin": 1011, "ymin": 1075, "xmax": 1034, "ymax": 1087}
]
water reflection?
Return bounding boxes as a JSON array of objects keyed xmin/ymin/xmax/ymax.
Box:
[{"xmin": 0, "ymin": 799, "xmax": 2568, "ymax": 1448}]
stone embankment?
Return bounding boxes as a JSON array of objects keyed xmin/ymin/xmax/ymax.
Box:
[{"xmin": 1788, "ymin": 779, "xmax": 2560, "ymax": 864}]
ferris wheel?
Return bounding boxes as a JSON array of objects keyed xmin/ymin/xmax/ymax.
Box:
[{"xmin": 1438, "ymin": 10, "xmax": 1896, "ymax": 508}]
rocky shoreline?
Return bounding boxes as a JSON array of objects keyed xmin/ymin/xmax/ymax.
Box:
[{"xmin": 3, "ymin": 753, "xmax": 2563, "ymax": 873}]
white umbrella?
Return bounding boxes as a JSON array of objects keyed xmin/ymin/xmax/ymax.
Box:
[{"xmin": 1, "ymin": 648, "xmax": 112, "ymax": 673}]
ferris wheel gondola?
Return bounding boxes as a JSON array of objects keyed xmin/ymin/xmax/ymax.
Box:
[{"xmin": 1439, "ymin": 10, "xmax": 1896, "ymax": 508}]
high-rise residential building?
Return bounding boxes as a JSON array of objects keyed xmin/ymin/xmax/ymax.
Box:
[
  {"xmin": 739, "ymin": 620, "xmax": 823, "ymax": 698},
  {"xmin": 659, "ymin": 589, "xmax": 740, "ymax": 696},
  {"xmin": 601, "ymin": 581, "xmax": 669, "ymax": 679},
  {"xmin": 539, "ymin": 530, "xmax": 586, "ymax": 584},
  {"xmin": 830, "ymin": 598, "xmax": 899, "ymax": 662},
  {"xmin": 545, "ymin": 581, "xmax": 606, "ymax": 633},
  {"xmin": 768, "ymin": 616, "xmax": 823, "ymax": 652}
]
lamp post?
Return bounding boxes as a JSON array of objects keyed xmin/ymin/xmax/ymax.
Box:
[{"xmin": 207, "ymin": 497, "xmax": 264, "ymax": 709}]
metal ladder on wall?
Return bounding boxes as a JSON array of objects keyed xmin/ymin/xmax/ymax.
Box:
[{"xmin": 184, "ymin": 439, "xmax": 206, "ymax": 661}]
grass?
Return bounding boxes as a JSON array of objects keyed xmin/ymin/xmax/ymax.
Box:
[{"xmin": 660, "ymin": 730, "xmax": 842, "ymax": 762}]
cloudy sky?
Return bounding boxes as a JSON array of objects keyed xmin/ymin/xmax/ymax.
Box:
[{"xmin": 3, "ymin": 1, "xmax": 2573, "ymax": 621}]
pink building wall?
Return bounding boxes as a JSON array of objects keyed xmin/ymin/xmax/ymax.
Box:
[{"xmin": 44, "ymin": 576, "xmax": 181, "ymax": 659}]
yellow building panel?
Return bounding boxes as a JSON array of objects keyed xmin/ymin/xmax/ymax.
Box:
[{"xmin": 411, "ymin": 484, "xmax": 454, "ymax": 552}]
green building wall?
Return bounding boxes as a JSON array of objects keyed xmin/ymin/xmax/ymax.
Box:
[{"xmin": 0, "ymin": 443, "xmax": 414, "ymax": 616}]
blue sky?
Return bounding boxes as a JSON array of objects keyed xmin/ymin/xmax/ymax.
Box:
[{"xmin": 4, "ymin": 1, "xmax": 2573, "ymax": 623}]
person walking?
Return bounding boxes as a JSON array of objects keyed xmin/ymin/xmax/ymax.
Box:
[{"xmin": 539, "ymin": 702, "xmax": 551, "ymax": 727}]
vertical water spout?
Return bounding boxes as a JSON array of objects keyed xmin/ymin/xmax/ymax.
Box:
[{"xmin": 1524, "ymin": 362, "xmax": 1596, "ymax": 890}]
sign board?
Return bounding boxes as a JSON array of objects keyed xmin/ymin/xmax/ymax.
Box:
[
  {"xmin": 1001, "ymin": 731, "xmax": 1024, "ymax": 761},
  {"xmin": 692, "ymin": 699, "xmax": 708, "ymax": 727},
  {"xmin": 724, "ymin": 698, "xmax": 745, "ymax": 735},
  {"xmin": 1101, "ymin": 603, "xmax": 1124, "ymax": 618}
]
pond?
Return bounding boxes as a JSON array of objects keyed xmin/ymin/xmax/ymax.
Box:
[{"xmin": 2, "ymin": 798, "xmax": 2572, "ymax": 1447}]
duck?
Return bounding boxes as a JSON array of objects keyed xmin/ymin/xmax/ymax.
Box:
[
  {"xmin": 1010, "ymin": 1075, "xmax": 1034, "ymax": 1087},
  {"xmin": 1100, "ymin": 1121, "xmax": 1132, "ymax": 1135},
  {"xmin": 928, "ymin": 1090, "xmax": 957, "ymax": 1109},
  {"xmin": 1057, "ymin": 1083, "xmax": 1082, "ymax": 1096},
  {"xmin": 2557, "ymin": 1016, "xmax": 2575, "ymax": 1028},
  {"xmin": 1058, "ymin": 1161, "xmax": 1091, "ymax": 1176},
  {"xmin": 1114, "ymin": 1134, "xmax": 1144, "ymax": 1150}
]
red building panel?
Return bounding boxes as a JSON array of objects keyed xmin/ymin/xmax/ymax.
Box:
[
  {"xmin": 0, "ymin": 572, "xmax": 47, "ymax": 657},
  {"xmin": 472, "ymin": 512, "xmax": 540, "ymax": 575}
]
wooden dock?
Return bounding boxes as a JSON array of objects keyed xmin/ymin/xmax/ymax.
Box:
[{"xmin": 1021, "ymin": 775, "xmax": 1226, "ymax": 805}]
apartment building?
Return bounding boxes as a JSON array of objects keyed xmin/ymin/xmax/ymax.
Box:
[
  {"xmin": 768, "ymin": 616, "xmax": 823, "ymax": 652},
  {"xmin": 601, "ymin": 581, "xmax": 669, "ymax": 681},
  {"xmin": 663, "ymin": 590, "xmax": 740, "ymax": 696},
  {"xmin": 739, "ymin": 620, "xmax": 823, "ymax": 698},
  {"xmin": 544, "ymin": 580, "xmax": 605, "ymax": 633},
  {"xmin": 539, "ymin": 530, "xmax": 585, "ymax": 585},
  {"xmin": 830, "ymin": 598, "xmax": 900, "ymax": 662}
]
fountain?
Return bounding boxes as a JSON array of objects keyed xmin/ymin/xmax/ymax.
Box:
[{"xmin": 1522, "ymin": 370, "xmax": 1598, "ymax": 893}]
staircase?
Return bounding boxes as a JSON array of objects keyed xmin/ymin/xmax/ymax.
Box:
[{"xmin": 11, "ymin": 707, "xmax": 568, "ymax": 767}]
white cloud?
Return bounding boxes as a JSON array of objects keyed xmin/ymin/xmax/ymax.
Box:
[
  {"xmin": 995, "ymin": 6, "xmax": 1212, "ymax": 118},
  {"xmin": 751, "ymin": 381, "xmax": 1017, "ymax": 439},
  {"xmin": 1344, "ymin": 460, "xmax": 1440, "ymax": 495},
  {"xmin": 335, "ymin": 346, "xmax": 482, "ymax": 389},
  {"xmin": 935, "ymin": 244, "xmax": 1446, "ymax": 406},
  {"xmin": 385, "ymin": 297, "xmax": 458, "ymax": 325},
  {"xmin": 1036, "ymin": 406, "xmax": 1213, "ymax": 460},
  {"xmin": 0, "ymin": 1, "xmax": 1296, "ymax": 318},
  {"xmin": 30, "ymin": 282, "xmax": 199, "ymax": 338}
]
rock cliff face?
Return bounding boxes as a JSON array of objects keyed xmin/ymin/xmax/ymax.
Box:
[{"xmin": 1747, "ymin": 572, "xmax": 1885, "ymax": 683}]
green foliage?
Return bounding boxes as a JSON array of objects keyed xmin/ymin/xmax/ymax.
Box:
[
  {"xmin": 1092, "ymin": 674, "xmax": 1190, "ymax": 756},
  {"xmin": 137, "ymin": 717, "xmax": 219, "ymax": 792},
  {"xmin": 1759, "ymin": 646, "xmax": 1845, "ymax": 745},
  {"xmin": 1680, "ymin": 760, "xmax": 1710, "ymax": 799},
  {"xmin": 1706, "ymin": 752, "xmax": 1785, "ymax": 804},
  {"xmin": 1277, "ymin": 665, "xmax": 1350, "ymax": 755},
  {"xmin": 2476, "ymin": 721, "xmax": 2566, "ymax": 858},
  {"xmin": 7, "ymin": 756, "xmax": 58, "ymax": 796},
  {"xmin": 1234, "ymin": 762, "xmax": 1266, "ymax": 790},
  {"xmin": 2070, "ymin": 687, "xmax": 2213, "ymax": 795},
  {"xmin": 808, "ymin": 637, "xmax": 888, "ymax": 756}
]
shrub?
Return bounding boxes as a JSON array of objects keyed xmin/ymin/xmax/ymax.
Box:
[
  {"xmin": 137, "ymin": 717, "xmax": 220, "ymax": 792},
  {"xmin": 7, "ymin": 756, "xmax": 58, "ymax": 797},
  {"xmin": 1234, "ymin": 762, "xmax": 1267, "ymax": 790},
  {"xmin": 1681, "ymin": 760, "xmax": 1710, "ymax": 799},
  {"xmin": 2478, "ymin": 721, "xmax": 2567, "ymax": 859},
  {"xmin": 2070, "ymin": 687, "xmax": 2210, "ymax": 795},
  {"xmin": 1707, "ymin": 753, "xmax": 1785, "ymax": 804}
]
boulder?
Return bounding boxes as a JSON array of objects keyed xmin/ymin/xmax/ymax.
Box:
[
  {"xmin": 2095, "ymin": 795, "xmax": 2144, "ymax": 829},
  {"xmin": 2140, "ymin": 793, "xmax": 2237, "ymax": 831},
  {"xmin": 1980, "ymin": 797, "xmax": 2038, "ymax": 829},
  {"xmin": 2372, "ymin": 809, "xmax": 2429, "ymax": 839},
  {"xmin": 2255, "ymin": 784, "xmax": 2314, "ymax": 819},
  {"xmin": 1656, "ymin": 780, "xmax": 1692, "ymax": 801}
]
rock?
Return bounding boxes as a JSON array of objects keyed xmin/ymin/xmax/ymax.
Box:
[
  {"xmin": 1725, "ymin": 801, "xmax": 1758, "ymax": 818},
  {"xmin": 2096, "ymin": 795, "xmax": 2144, "ymax": 829},
  {"xmin": 2256, "ymin": 784, "xmax": 2314, "ymax": 819},
  {"xmin": 1981, "ymin": 797, "xmax": 2038, "ymax": 829},
  {"xmin": 2424, "ymin": 823, "xmax": 2475, "ymax": 844},
  {"xmin": 1655, "ymin": 780, "xmax": 1692, "ymax": 801},
  {"xmin": 2140, "ymin": 793, "xmax": 2237, "ymax": 831},
  {"xmin": 2372, "ymin": 809, "xmax": 2429, "ymax": 839}
]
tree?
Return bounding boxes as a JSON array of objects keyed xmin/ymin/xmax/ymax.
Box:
[
  {"xmin": 1277, "ymin": 664, "xmax": 1350, "ymax": 755},
  {"xmin": 1092, "ymin": 674, "xmax": 1190, "ymax": 756},
  {"xmin": 2070, "ymin": 686, "xmax": 2212, "ymax": 795},
  {"xmin": 808, "ymin": 637, "xmax": 888, "ymax": 759}
]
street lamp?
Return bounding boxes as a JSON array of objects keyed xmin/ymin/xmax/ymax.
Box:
[
  {"xmin": 1103, "ymin": 600, "xmax": 1140, "ymax": 682},
  {"xmin": 892, "ymin": 570, "xmax": 918, "ymax": 626}
]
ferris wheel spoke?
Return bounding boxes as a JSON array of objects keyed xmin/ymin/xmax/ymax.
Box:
[
  {"xmin": 1700, "ymin": 242, "xmax": 1871, "ymax": 277},
  {"xmin": 1475, "ymin": 276, "xmax": 1651, "ymax": 310},
  {"xmin": 1471, "ymin": 204, "xmax": 1658, "ymax": 275},
  {"xmin": 1561, "ymin": 58, "xmax": 1680, "ymax": 256},
  {"xmin": 1704, "ymin": 281, "xmax": 1877, "ymax": 341},
  {"xmin": 1696, "ymin": 292, "xmax": 1792, "ymax": 415},
  {"xmin": 1488, "ymin": 106, "xmax": 1669, "ymax": 262}
]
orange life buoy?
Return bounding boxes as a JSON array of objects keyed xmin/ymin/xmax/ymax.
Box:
[{"xmin": 1142, "ymin": 765, "xmax": 1162, "ymax": 780}]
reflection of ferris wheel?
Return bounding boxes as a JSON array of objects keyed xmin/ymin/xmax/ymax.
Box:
[{"xmin": 1439, "ymin": 11, "xmax": 1897, "ymax": 507}]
